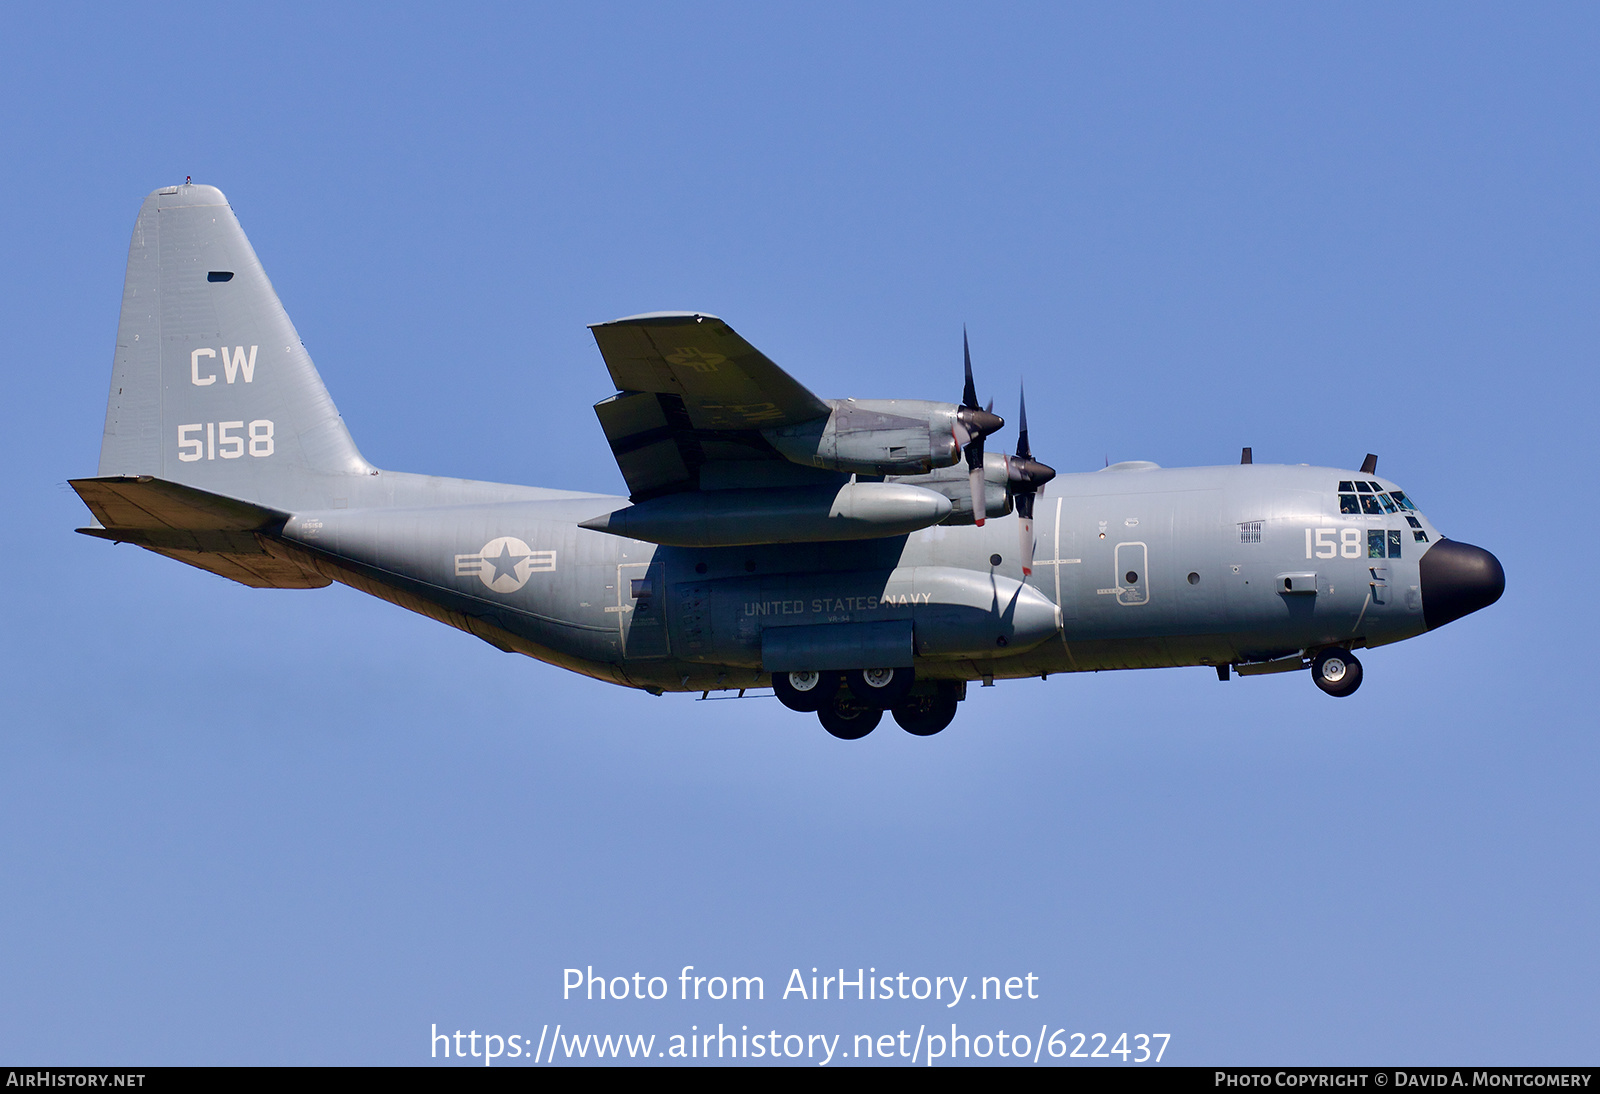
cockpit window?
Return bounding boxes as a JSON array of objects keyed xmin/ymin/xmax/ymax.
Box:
[
  {"xmin": 1337, "ymin": 482, "xmax": 1420, "ymax": 515},
  {"xmin": 1405, "ymin": 516, "xmax": 1421, "ymax": 528},
  {"xmin": 1368, "ymin": 530, "xmax": 1404, "ymax": 559}
]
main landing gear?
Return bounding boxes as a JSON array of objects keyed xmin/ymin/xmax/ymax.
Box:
[
  {"xmin": 772, "ymin": 669, "xmax": 961, "ymax": 739},
  {"xmin": 1311, "ymin": 648, "xmax": 1363, "ymax": 697}
]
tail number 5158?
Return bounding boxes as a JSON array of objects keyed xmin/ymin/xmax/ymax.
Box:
[{"xmin": 177, "ymin": 420, "xmax": 275, "ymax": 462}]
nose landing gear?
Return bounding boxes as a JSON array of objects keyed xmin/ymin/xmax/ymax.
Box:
[{"xmin": 1311, "ymin": 648, "xmax": 1363, "ymax": 697}]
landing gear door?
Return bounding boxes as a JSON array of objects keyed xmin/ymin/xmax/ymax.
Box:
[{"xmin": 1114, "ymin": 541, "xmax": 1149, "ymax": 606}]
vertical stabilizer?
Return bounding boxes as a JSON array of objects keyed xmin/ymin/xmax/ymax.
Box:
[{"xmin": 98, "ymin": 183, "xmax": 372, "ymax": 509}]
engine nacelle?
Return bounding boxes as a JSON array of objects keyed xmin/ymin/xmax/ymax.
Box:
[
  {"xmin": 763, "ymin": 399, "xmax": 962, "ymax": 475},
  {"xmin": 889, "ymin": 451, "xmax": 1013, "ymax": 525}
]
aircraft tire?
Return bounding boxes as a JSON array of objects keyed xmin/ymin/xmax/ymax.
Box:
[
  {"xmin": 817, "ymin": 691, "xmax": 882, "ymax": 740},
  {"xmin": 772, "ymin": 670, "xmax": 840, "ymax": 713},
  {"xmin": 1311, "ymin": 648, "xmax": 1363, "ymax": 697},
  {"xmin": 846, "ymin": 667, "xmax": 915, "ymax": 709},
  {"xmin": 892, "ymin": 682, "xmax": 960, "ymax": 736}
]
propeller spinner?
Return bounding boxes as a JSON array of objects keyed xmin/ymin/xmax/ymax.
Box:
[
  {"xmin": 1006, "ymin": 383, "xmax": 1056, "ymax": 575},
  {"xmin": 953, "ymin": 328, "xmax": 1005, "ymax": 525}
]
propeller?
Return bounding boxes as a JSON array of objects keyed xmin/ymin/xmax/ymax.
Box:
[
  {"xmin": 953, "ymin": 328, "xmax": 1005, "ymax": 525},
  {"xmin": 1006, "ymin": 382, "xmax": 1056, "ymax": 575}
]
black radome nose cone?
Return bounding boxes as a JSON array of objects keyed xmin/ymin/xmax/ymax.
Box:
[{"xmin": 1419, "ymin": 539, "xmax": 1505, "ymax": 630}]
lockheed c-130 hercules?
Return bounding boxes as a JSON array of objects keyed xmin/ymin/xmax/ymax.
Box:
[{"xmin": 72, "ymin": 184, "xmax": 1506, "ymax": 738}]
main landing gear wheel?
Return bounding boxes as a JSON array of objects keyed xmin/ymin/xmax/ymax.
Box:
[
  {"xmin": 1311, "ymin": 648, "xmax": 1363, "ymax": 697},
  {"xmin": 772, "ymin": 670, "xmax": 840, "ymax": 713},
  {"xmin": 892, "ymin": 681, "xmax": 960, "ymax": 736},
  {"xmin": 846, "ymin": 667, "xmax": 915, "ymax": 709},
  {"xmin": 817, "ymin": 689, "xmax": 883, "ymax": 740}
]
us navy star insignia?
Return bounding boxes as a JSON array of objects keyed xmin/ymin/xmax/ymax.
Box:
[
  {"xmin": 454, "ymin": 537, "xmax": 557, "ymax": 593},
  {"xmin": 664, "ymin": 346, "xmax": 726, "ymax": 371}
]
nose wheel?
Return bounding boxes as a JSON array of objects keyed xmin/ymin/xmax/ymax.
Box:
[{"xmin": 1311, "ymin": 648, "xmax": 1363, "ymax": 697}]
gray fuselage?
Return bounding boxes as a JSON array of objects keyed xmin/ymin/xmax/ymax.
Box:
[{"xmin": 273, "ymin": 461, "xmax": 1433, "ymax": 692}]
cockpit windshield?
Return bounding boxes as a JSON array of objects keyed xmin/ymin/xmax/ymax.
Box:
[{"xmin": 1338, "ymin": 481, "xmax": 1418, "ymax": 516}]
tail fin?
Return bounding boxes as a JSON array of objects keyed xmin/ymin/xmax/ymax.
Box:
[{"xmin": 97, "ymin": 183, "xmax": 373, "ymax": 510}]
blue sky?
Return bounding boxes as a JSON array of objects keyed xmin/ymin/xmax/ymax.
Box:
[{"xmin": 1, "ymin": 3, "xmax": 1595, "ymax": 1065}]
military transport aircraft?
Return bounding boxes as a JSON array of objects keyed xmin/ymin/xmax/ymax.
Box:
[{"xmin": 72, "ymin": 184, "xmax": 1505, "ymax": 739}]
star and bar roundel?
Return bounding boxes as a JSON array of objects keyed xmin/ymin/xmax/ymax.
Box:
[{"xmin": 454, "ymin": 537, "xmax": 557, "ymax": 593}]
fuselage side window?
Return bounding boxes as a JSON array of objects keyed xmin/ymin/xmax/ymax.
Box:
[
  {"xmin": 1387, "ymin": 530, "xmax": 1402, "ymax": 558},
  {"xmin": 1368, "ymin": 531, "xmax": 1386, "ymax": 558}
]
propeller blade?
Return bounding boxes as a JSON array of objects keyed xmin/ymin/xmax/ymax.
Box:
[
  {"xmin": 955, "ymin": 329, "xmax": 1003, "ymax": 525},
  {"xmin": 1006, "ymin": 383, "xmax": 1052, "ymax": 569},
  {"xmin": 1017, "ymin": 490, "xmax": 1034, "ymax": 576},
  {"xmin": 962, "ymin": 327, "xmax": 978, "ymax": 409},
  {"xmin": 969, "ymin": 464, "xmax": 987, "ymax": 527},
  {"xmin": 1017, "ymin": 486, "xmax": 1043, "ymax": 572},
  {"xmin": 1003, "ymin": 386, "xmax": 1056, "ymax": 492},
  {"xmin": 1015, "ymin": 382, "xmax": 1031, "ymax": 460}
]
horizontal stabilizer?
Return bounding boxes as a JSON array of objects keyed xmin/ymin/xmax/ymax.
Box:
[{"xmin": 70, "ymin": 476, "xmax": 328, "ymax": 589}]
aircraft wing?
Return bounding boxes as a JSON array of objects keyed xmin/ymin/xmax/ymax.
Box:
[{"xmin": 589, "ymin": 313, "xmax": 833, "ymax": 501}]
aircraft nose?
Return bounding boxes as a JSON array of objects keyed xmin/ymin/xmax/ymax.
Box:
[{"xmin": 1419, "ymin": 539, "xmax": 1505, "ymax": 630}]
